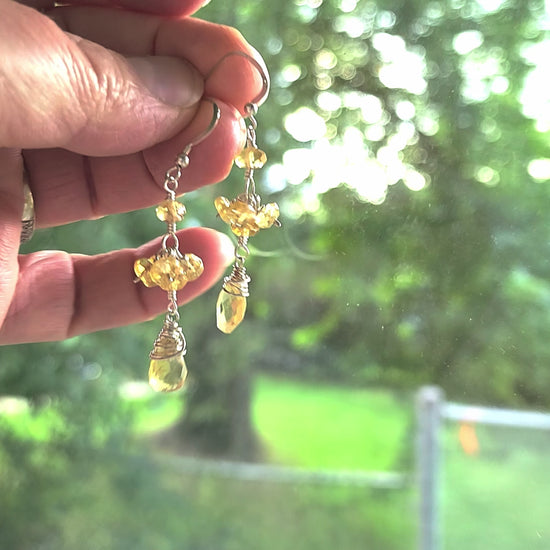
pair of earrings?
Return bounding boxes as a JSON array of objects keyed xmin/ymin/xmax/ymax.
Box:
[{"xmin": 133, "ymin": 54, "xmax": 279, "ymax": 393}]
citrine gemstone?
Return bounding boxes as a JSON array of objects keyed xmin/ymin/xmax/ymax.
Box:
[
  {"xmin": 149, "ymin": 256, "xmax": 189, "ymax": 291},
  {"xmin": 149, "ymin": 354, "xmax": 187, "ymax": 392},
  {"xmin": 134, "ymin": 256, "xmax": 157, "ymax": 287},
  {"xmin": 257, "ymin": 202, "xmax": 280, "ymax": 229},
  {"xmin": 234, "ymin": 147, "xmax": 267, "ymax": 169},
  {"xmin": 215, "ymin": 196, "xmax": 280, "ymax": 238},
  {"xmin": 135, "ymin": 254, "xmax": 203, "ymax": 291},
  {"xmin": 182, "ymin": 253, "xmax": 204, "ymax": 281},
  {"xmin": 216, "ymin": 289, "xmax": 247, "ymax": 334},
  {"xmin": 156, "ymin": 199, "xmax": 186, "ymax": 223}
]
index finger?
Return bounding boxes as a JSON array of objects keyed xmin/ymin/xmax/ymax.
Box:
[
  {"xmin": 51, "ymin": 6, "xmax": 269, "ymax": 114},
  {"xmin": 19, "ymin": 0, "xmax": 208, "ymax": 17}
]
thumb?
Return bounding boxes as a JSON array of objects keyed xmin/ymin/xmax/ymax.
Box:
[{"xmin": 0, "ymin": 2, "xmax": 203, "ymax": 156}]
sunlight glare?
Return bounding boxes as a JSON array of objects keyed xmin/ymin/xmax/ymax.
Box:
[
  {"xmin": 461, "ymin": 53, "xmax": 503, "ymax": 103},
  {"xmin": 315, "ymin": 49, "xmax": 338, "ymax": 70},
  {"xmin": 119, "ymin": 381, "xmax": 152, "ymax": 400},
  {"xmin": 395, "ymin": 100, "xmax": 416, "ymax": 121},
  {"xmin": 281, "ymin": 64, "xmax": 303, "ymax": 83},
  {"xmin": 316, "ymin": 91, "xmax": 343, "ymax": 112},
  {"xmin": 365, "ymin": 124, "xmax": 386, "ymax": 141},
  {"xmin": 452, "ymin": 30, "xmax": 484, "ymax": 55},
  {"xmin": 520, "ymin": 40, "xmax": 550, "ymax": 129},
  {"xmin": 347, "ymin": 160, "xmax": 388, "ymax": 204},
  {"xmin": 333, "ymin": 14, "xmax": 368, "ymax": 38},
  {"xmin": 475, "ymin": 166, "xmax": 500, "ymax": 186},
  {"xmin": 283, "ymin": 148, "xmax": 314, "ymax": 185},
  {"xmin": 373, "ymin": 33, "xmax": 427, "ymax": 95},
  {"xmin": 476, "ymin": 0, "xmax": 506, "ymax": 13},
  {"xmin": 266, "ymin": 163, "xmax": 288, "ymax": 193},
  {"xmin": 528, "ymin": 158, "xmax": 550, "ymax": 181},
  {"xmin": 339, "ymin": 0, "xmax": 358, "ymax": 12},
  {"xmin": 403, "ymin": 169, "xmax": 427, "ymax": 191},
  {"xmin": 0, "ymin": 396, "xmax": 30, "ymax": 415},
  {"xmin": 284, "ymin": 107, "xmax": 327, "ymax": 142}
]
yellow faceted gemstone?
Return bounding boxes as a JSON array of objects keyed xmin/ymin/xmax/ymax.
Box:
[
  {"xmin": 182, "ymin": 253, "xmax": 204, "ymax": 281},
  {"xmin": 156, "ymin": 199, "xmax": 186, "ymax": 223},
  {"xmin": 216, "ymin": 289, "xmax": 247, "ymax": 334},
  {"xmin": 257, "ymin": 202, "xmax": 280, "ymax": 229},
  {"xmin": 148, "ymin": 354, "xmax": 187, "ymax": 392},
  {"xmin": 214, "ymin": 196, "xmax": 261, "ymax": 238},
  {"xmin": 234, "ymin": 147, "xmax": 267, "ymax": 169},
  {"xmin": 134, "ymin": 256, "xmax": 157, "ymax": 287},
  {"xmin": 214, "ymin": 196, "xmax": 231, "ymax": 219},
  {"xmin": 149, "ymin": 256, "xmax": 188, "ymax": 291}
]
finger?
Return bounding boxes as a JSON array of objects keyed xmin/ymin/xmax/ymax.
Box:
[
  {"xmin": 19, "ymin": 0, "xmax": 207, "ymax": 17},
  {"xmin": 0, "ymin": 1, "xmax": 204, "ymax": 155},
  {"xmin": 23, "ymin": 100, "xmax": 245, "ymax": 227},
  {"xmin": 0, "ymin": 148, "xmax": 24, "ymax": 327},
  {"xmin": 0, "ymin": 227, "xmax": 234, "ymax": 344},
  {"xmin": 51, "ymin": 5, "xmax": 269, "ymax": 114}
]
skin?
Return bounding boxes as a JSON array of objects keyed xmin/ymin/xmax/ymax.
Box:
[{"xmin": 0, "ymin": 0, "xmax": 269, "ymax": 344}]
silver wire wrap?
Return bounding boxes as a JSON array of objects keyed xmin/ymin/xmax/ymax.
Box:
[
  {"xmin": 156, "ymin": 101, "xmax": 221, "ymax": 318},
  {"xmin": 206, "ymin": 52, "xmax": 276, "ymax": 311},
  {"xmin": 149, "ymin": 318, "xmax": 187, "ymax": 359},
  {"xmin": 243, "ymin": 103, "xmax": 259, "ymax": 198}
]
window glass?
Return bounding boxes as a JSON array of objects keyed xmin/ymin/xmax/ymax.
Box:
[{"xmin": 2, "ymin": 1, "xmax": 550, "ymax": 548}]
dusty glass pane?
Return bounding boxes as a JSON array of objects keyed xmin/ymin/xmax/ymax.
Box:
[{"xmin": 2, "ymin": 0, "xmax": 550, "ymax": 548}]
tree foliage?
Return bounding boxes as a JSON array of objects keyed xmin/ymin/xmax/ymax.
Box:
[
  {"xmin": 1, "ymin": 0, "xmax": 550, "ymax": 482},
  {"xmin": 2, "ymin": 0, "xmax": 550, "ymax": 546}
]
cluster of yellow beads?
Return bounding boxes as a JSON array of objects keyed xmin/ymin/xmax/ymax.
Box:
[
  {"xmin": 156, "ymin": 199, "xmax": 186, "ymax": 223},
  {"xmin": 215, "ymin": 196, "xmax": 279, "ymax": 238},
  {"xmin": 234, "ymin": 146, "xmax": 267, "ymax": 170},
  {"xmin": 134, "ymin": 253, "xmax": 203, "ymax": 292}
]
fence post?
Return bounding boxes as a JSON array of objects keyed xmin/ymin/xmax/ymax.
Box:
[{"xmin": 416, "ymin": 386, "xmax": 444, "ymax": 550}]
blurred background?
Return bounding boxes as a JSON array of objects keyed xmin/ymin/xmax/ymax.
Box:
[{"xmin": 2, "ymin": 0, "xmax": 550, "ymax": 548}]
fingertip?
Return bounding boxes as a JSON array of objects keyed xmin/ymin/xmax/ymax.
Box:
[
  {"xmin": 218, "ymin": 231, "xmax": 236, "ymax": 268},
  {"xmin": 115, "ymin": 0, "xmax": 207, "ymax": 16},
  {"xmin": 205, "ymin": 46, "xmax": 270, "ymax": 114},
  {"xmin": 202, "ymin": 30, "xmax": 270, "ymax": 115}
]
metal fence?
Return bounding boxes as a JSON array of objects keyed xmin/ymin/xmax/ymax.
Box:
[
  {"xmin": 416, "ymin": 386, "xmax": 550, "ymax": 550},
  {"xmin": 159, "ymin": 453, "xmax": 407, "ymax": 489}
]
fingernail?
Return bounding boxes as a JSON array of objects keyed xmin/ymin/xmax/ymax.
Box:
[{"xmin": 128, "ymin": 56, "xmax": 204, "ymax": 107}]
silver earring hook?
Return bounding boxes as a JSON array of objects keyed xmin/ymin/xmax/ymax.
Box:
[
  {"xmin": 187, "ymin": 98, "xmax": 221, "ymax": 150},
  {"xmin": 205, "ymin": 51, "xmax": 270, "ymax": 109},
  {"xmin": 176, "ymin": 98, "xmax": 221, "ymax": 166}
]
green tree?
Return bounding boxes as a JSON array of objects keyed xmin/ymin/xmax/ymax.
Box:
[{"xmin": 256, "ymin": 0, "xmax": 550, "ymax": 407}]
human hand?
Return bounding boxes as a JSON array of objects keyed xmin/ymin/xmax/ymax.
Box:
[{"xmin": 0, "ymin": 0, "xmax": 268, "ymax": 344}]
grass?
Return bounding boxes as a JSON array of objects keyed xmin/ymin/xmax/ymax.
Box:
[
  {"xmin": 4, "ymin": 375, "xmax": 550, "ymax": 549},
  {"xmin": 0, "ymin": 375, "xmax": 417, "ymax": 550},
  {"xmin": 253, "ymin": 375, "xmax": 413, "ymax": 471},
  {"xmin": 442, "ymin": 424, "xmax": 550, "ymax": 550}
]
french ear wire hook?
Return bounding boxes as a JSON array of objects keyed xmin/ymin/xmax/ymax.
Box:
[
  {"xmin": 204, "ymin": 51, "xmax": 270, "ymax": 110},
  {"xmin": 183, "ymin": 99, "xmax": 221, "ymax": 155}
]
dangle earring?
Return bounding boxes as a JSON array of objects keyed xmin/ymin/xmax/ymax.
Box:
[
  {"xmin": 134, "ymin": 101, "xmax": 221, "ymax": 392},
  {"xmin": 213, "ymin": 54, "xmax": 280, "ymax": 334}
]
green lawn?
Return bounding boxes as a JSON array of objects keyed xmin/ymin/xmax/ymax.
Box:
[
  {"xmin": 0, "ymin": 376, "xmax": 416, "ymax": 550},
  {"xmin": 3, "ymin": 376, "xmax": 550, "ymax": 550},
  {"xmin": 253, "ymin": 375, "xmax": 412, "ymax": 471},
  {"xmin": 442, "ymin": 424, "xmax": 550, "ymax": 550}
]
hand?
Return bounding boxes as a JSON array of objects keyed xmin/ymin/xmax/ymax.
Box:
[{"xmin": 0, "ymin": 0, "xmax": 268, "ymax": 344}]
